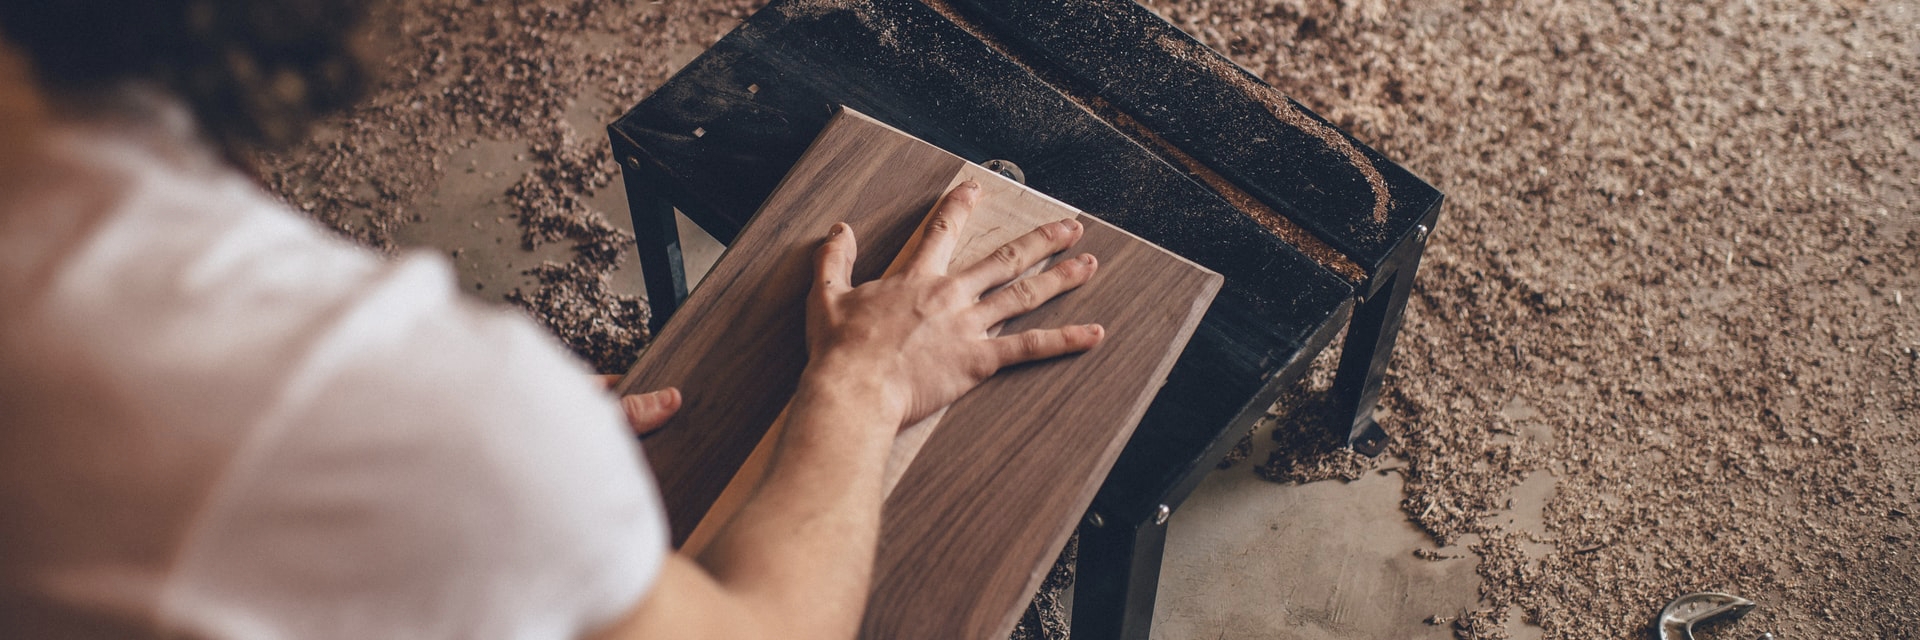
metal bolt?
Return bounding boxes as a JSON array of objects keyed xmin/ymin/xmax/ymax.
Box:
[
  {"xmin": 982, "ymin": 159, "xmax": 1026, "ymax": 184},
  {"xmin": 1085, "ymin": 512, "xmax": 1105, "ymax": 528},
  {"xmin": 1415, "ymin": 224, "xmax": 1431, "ymax": 243},
  {"xmin": 1154, "ymin": 504, "xmax": 1171, "ymax": 525},
  {"xmin": 624, "ymin": 156, "xmax": 643, "ymax": 170}
]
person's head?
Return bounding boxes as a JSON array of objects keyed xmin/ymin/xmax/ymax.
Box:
[{"xmin": 0, "ymin": 0, "xmax": 377, "ymax": 153}]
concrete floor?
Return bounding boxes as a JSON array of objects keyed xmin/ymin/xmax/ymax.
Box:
[{"xmin": 1151, "ymin": 445, "xmax": 1553, "ymax": 640}]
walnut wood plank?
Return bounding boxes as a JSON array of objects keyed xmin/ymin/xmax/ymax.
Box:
[
  {"xmin": 677, "ymin": 163, "xmax": 1072, "ymax": 555},
  {"xmin": 618, "ymin": 108, "xmax": 1221, "ymax": 639},
  {"xmin": 864, "ymin": 192, "xmax": 1219, "ymax": 640}
]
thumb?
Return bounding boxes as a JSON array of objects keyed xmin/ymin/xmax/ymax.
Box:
[
  {"xmin": 815, "ymin": 222, "xmax": 857, "ymax": 296},
  {"xmin": 620, "ymin": 387, "xmax": 682, "ymax": 437}
]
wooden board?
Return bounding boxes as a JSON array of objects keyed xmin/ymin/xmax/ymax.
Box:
[
  {"xmin": 675, "ymin": 163, "xmax": 1063, "ymax": 555},
  {"xmin": 617, "ymin": 108, "xmax": 1221, "ymax": 640}
]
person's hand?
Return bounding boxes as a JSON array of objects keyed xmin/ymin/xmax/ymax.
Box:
[
  {"xmin": 803, "ymin": 180, "xmax": 1105, "ymax": 427},
  {"xmin": 600, "ymin": 375, "xmax": 681, "ymax": 436}
]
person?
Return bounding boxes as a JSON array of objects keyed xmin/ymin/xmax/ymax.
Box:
[{"xmin": 0, "ymin": 2, "xmax": 1103, "ymax": 638}]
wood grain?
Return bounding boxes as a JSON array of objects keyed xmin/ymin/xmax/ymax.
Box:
[
  {"xmin": 676, "ymin": 162, "xmax": 1073, "ymax": 555},
  {"xmin": 616, "ymin": 110, "xmax": 963, "ymax": 544},
  {"xmin": 618, "ymin": 108, "xmax": 1221, "ymax": 640}
]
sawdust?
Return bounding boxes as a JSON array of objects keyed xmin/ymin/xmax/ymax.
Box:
[
  {"xmin": 1155, "ymin": 32, "xmax": 1395, "ymax": 227},
  {"xmin": 256, "ymin": 0, "xmax": 761, "ymax": 372},
  {"xmin": 1100, "ymin": 100, "xmax": 1366, "ymax": 282},
  {"xmin": 1250, "ymin": 344, "xmax": 1378, "ymax": 486},
  {"xmin": 916, "ymin": 0, "xmax": 1365, "ymax": 282},
  {"xmin": 1181, "ymin": 0, "xmax": 1920, "ymax": 636},
  {"xmin": 1009, "ymin": 534, "xmax": 1077, "ymax": 640},
  {"xmin": 774, "ymin": 0, "xmax": 901, "ymax": 50}
]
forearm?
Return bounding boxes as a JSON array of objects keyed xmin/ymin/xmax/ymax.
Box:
[{"xmin": 693, "ymin": 362, "xmax": 903, "ymax": 637}]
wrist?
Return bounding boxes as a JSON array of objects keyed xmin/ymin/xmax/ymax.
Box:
[{"xmin": 796, "ymin": 355, "xmax": 910, "ymax": 428}]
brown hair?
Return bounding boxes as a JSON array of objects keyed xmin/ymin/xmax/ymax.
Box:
[{"xmin": 0, "ymin": 1, "xmax": 375, "ymax": 152}]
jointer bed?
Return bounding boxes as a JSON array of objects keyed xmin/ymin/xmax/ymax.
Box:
[{"xmin": 606, "ymin": 1, "xmax": 1444, "ymax": 638}]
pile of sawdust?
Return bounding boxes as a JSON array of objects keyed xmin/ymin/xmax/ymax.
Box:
[
  {"xmin": 1009, "ymin": 535, "xmax": 1077, "ymax": 640},
  {"xmin": 256, "ymin": 0, "xmax": 760, "ymax": 372},
  {"xmin": 1179, "ymin": 0, "xmax": 1918, "ymax": 636}
]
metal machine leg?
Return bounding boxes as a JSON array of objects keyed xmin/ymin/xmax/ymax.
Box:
[
  {"xmin": 1071, "ymin": 512, "xmax": 1170, "ymax": 640},
  {"xmin": 1330, "ymin": 225, "xmax": 1431, "ymax": 456},
  {"xmin": 617, "ymin": 158, "xmax": 689, "ymax": 333}
]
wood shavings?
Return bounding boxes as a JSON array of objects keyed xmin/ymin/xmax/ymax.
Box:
[
  {"xmin": 1174, "ymin": 0, "xmax": 1920, "ymax": 636},
  {"xmin": 258, "ymin": 0, "xmax": 763, "ymax": 372}
]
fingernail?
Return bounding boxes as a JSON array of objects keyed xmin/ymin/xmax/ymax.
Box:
[
  {"xmin": 1079, "ymin": 253, "xmax": 1096, "ymax": 265},
  {"xmin": 1088, "ymin": 324, "xmax": 1106, "ymax": 339},
  {"xmin": 829, "ymin": 223, "xmax": 845, "ymax": 236},
  {"xmin": 1065, "ymin": 219, "xmax": 1082, "ymax": 231},
  {"xmin": 960, "ymin": 180, "xmax": 980, "ymax": 190}
]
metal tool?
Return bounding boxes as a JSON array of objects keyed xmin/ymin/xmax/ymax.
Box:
[{"xmin": 1654, "ymin": 592, "xmax": 1756, "ymax": 640}]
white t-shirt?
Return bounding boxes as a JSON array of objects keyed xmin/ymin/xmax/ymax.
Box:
[{"xmin": 0, "ymin": 94, "xmax": 668, "ymax": 639}]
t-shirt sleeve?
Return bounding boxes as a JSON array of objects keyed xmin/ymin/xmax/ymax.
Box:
[{"xmin": 155, "ymin": 253, "xmax": 668, "ymax": 640}]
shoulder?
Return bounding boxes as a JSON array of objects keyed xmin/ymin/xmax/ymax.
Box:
[
  {"xmin": 1, "ymin": 112, "xmax": 667, "ymax": 639},
  {"xmin": 157, "ymin": 258, "xmax": 669, "ymax": 638}
]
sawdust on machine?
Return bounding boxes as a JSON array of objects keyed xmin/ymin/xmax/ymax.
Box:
[
  {"xmin": 1099, "ymin": 98, "xmax": 1367, "ymax": 282},
  {"xmin": 1155, "ymin": 32, "xmax": 1395, "ymax": 227},
  {"xmin": 775, "ymin": 0, "xmax": 903, "ymax": 50},
  {"xmin": 911, "ymin": 0, "xmax": 1369, "ymax": 282}
]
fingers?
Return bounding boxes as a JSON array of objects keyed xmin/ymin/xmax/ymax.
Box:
[
  {"xmin": 904, "ymin": 181, "xmax": 980, "ymax": 274},
  {"xmin": 814, "ymin": 223, "xmax": 857, "ymax": 296},
  {"xmin": 978, "ymin": 253, "xmax": 1098, "ymax": 322},
  {"xmin": 620, "ymin": 387, "xmax": 682, "ymax": 437},
  {"xmin": 989, "ymin": 324, "xmax": 1105, "ymax": 369},
  {"xmin": 953, "ymin": 217, "xmax": 1085, "ymax": 293}
]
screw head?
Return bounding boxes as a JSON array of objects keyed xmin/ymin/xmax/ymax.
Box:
[
  {"xmin": 1415, "ymin": 224, "xmax": 1431, "ymax": 243},
  {"xmin": 624, "ymin": 156, "xmax": 643, "ymax": 170},
  {"xmin": 1085, "ymin": 512, "xmax": 1105, "ymax": 528},
  {"xmin": 1154, "ymin": 504, "xmax": 1171, "ymax": 525},
  {"xmin": 981, "ymin": 159, "xmax": 1025, "ymax": 184}
]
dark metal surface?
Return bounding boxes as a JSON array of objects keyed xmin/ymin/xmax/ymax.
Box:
[
  {"xmin": 1072, "ymin": 516, "xmax": 1170, "ymax": 640},
  {"xmin": 616, "ymin": 153, "xmax": 690, "ymax": 331},
  {"xmin": 1331, "ymin": 211, "xmax": 1440, "ymax": 456},
  {"xmin": 607, "ymin": 1, "xmax": 1443, "ymax": 637},
  {"xmin": 945, "ymin": 0, "xmax": 1445, "ymax": 275}
]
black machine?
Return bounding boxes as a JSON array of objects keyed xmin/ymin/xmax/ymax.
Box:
[{"xmin": 608, "ymin": 1, "xmax": 1443, "ymax": 637}]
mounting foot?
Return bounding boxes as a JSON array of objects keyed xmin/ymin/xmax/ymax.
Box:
[{"xmin": 1347, "ymin": 419, "xmax": 1391, "ymax": 457}]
